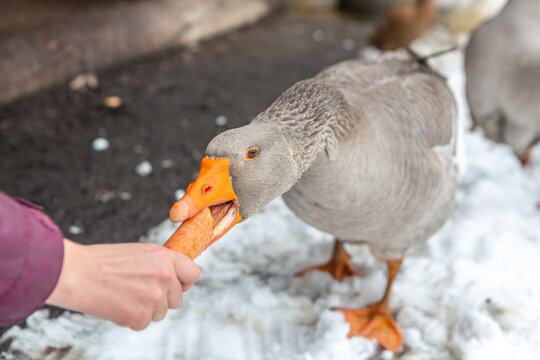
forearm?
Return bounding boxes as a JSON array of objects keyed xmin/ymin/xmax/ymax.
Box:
[{"xmin": 45, "ymin": 239, "xmax": 84, "ymax": 312}]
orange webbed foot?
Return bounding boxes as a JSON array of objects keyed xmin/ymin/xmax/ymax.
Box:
[
  {"xmin": 296, "ymin": 240, "xmax": 358, "ymax": 281},
  {"xmin": 295, "ymin": 260, "xmax": 358, "ymax": 281},
  {"xmin": 335, "ymin": 303, "xmax": 403, "ymax": 352}
]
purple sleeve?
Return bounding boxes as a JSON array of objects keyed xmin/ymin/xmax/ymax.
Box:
[{"xmin": 0, "ymin": 191, "xmax": 64, "ymax": 326}]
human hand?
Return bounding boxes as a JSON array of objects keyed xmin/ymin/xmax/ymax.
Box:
[{"xmin": 46, "ymin": 239, "xmax": 200, "ymax": 330}]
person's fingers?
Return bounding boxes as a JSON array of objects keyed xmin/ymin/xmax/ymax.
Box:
[
  {"xmin": 129, "ymin": 311, "xmax": 152, "ymax": 331},
  {"xmin": 167, "ymin": 282, "xmax": 184, "ymax": 309},
  {"xmin": 182, "ymin": 280, "xmax": 195, "ymax": 292},
  {"xmin": 170, "ymin": 252, "xmax": 200, "ymax": 290},
  {"xmin": 130, "ymin": 320, "xmax": 151, "ymax": 331},
  {"xmin": 152, "ymin": 301, "xmax": 168, "ymax": 322}
]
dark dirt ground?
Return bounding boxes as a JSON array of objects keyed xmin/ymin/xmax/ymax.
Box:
[
  {"xmin": 0, "ymin": 10, "xmax": 373, "ymax": 349},
  {"xmin": 0, "ymin": 11, "xmax": 373, "ymax": 246}
]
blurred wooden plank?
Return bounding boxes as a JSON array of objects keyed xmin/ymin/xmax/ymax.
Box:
[{"xmin": 0, "ymin": 0, "xmax": 288, "ymax": 104}]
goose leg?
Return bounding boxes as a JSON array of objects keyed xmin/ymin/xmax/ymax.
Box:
[
  {"xmin": 296, "ymin": 239, "xmax": 358, "ymax": 281},
  {"xmin": 519, "ymin": 146, "xmax": 533, "ymax": 167},
  {"xmin": 335, "ymin": 258, "xmax": 404, "ymax": 352}
]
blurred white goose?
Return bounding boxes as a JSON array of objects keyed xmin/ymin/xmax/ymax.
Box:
[{"xmin": 442, "ymin": 0, "xmax": 507, "ymax": 33}]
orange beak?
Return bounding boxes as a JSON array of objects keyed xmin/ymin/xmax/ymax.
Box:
[{"xmin": 169, "ymin": 157, "xmax": 242, "ymax": 247}]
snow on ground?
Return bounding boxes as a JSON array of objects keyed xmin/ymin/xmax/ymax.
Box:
[{"xmin": 2, "ymin": 16, "xmax": 540, "ymax": 360}]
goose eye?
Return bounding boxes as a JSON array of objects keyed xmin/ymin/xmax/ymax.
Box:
[{"xmin": 245, "ymin": 147, "xmax": 259, "ymax": 160}]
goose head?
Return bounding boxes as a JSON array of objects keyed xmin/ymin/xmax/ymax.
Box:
[{"xmin": 168, "ymin": 122, "xmax": 298, "ymax": 246}]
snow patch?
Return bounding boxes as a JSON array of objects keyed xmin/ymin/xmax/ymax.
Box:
[
  {"xmin": 135, "ymin": 161, "xmax": 153, "ymax": 177},
  {"xmin": 92, "ymin": 137, "xmax": 109, "ymax": 152},
  {"xmin": 216, "ymin": 116, "xmax": 228, "ymax": 126}
]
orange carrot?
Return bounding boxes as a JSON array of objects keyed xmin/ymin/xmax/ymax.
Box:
[{"xmin": 164, "ymin": 208, "xmax": 213, "ymax": 260}]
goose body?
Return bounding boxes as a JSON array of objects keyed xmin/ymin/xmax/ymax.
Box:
[
  {"xmin": 465, "ymin": 0, "xmax": 540, "ymax": 163},
  {"xmin": 282, "ymin": 60, "xmax": 457, "ymax": 260},
  {"xmin": 170, "ymin": 56, "xmax": 458, "ymax": 351}
]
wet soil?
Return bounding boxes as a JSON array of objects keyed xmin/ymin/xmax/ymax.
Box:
[{"xmin": 0, "ymin": 12, "xmax": 371, "ymax": 245}]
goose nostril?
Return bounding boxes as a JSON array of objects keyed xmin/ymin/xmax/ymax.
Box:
[{"xmin": 202, "ymin": 185, "xmax": 212, "ymax": 195}]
